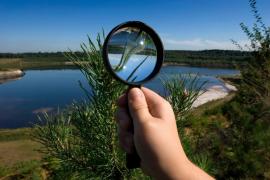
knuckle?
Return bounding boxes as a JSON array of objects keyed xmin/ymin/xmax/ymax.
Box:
[{"xmin": 131, "ymin": 103, "xmax": 148, "ymax": 112}]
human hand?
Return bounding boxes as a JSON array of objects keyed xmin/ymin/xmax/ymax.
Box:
[{"xmin": 116, "ymin": 87, "xmax": 213, "ymax": 180}]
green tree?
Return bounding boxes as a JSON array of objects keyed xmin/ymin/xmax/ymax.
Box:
[{"xmin": 215, "ymin": 0, "xmax": 270, "ymax": 178}]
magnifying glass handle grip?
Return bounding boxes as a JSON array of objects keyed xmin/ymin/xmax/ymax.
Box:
[
  {"xmin": 126, "ymin": 120, "xmax": 141, "ymax": 169},
  {"xmin": 126, "ymin": 149, "xmax": 141, "ymax": 169},
  {"xmin": 126, "ymin": 86, "xmax": 141, "ymax": 169}
]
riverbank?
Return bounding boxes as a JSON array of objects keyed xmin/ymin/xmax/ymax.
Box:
[
  {"xmin": 193, "ymin": 83, "xmax": 237, "ymax": 108},
  {"xmin": 0, "ymin": 69, "xmax": 25, "ymax": 79},
  {"xmin": 0, "ymin": 69, "xmax": 25, "ymax": 84},
  {"xmin": 0, "ymin": 56, "xmax": 77, "ymax": 70}
]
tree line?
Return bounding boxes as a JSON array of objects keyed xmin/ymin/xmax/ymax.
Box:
[{"xmin": 0, "ymin": 50, "xmax": 252, "ymax": 68}]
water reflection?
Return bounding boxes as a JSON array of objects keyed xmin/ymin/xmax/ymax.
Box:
[
  {"xmin": 108, "ymin": 54, "xmax": 156, "ymax": 82},
  {"xmin": 0, "ymin": 70, "xmax": 88, "ymax": 128}
]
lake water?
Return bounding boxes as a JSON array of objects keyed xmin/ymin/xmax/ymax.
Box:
[{"xmin": 0, "ymin": 66, "xmax": 239, "ymax": 128}]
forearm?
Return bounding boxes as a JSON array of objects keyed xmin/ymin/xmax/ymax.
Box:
[
  {"xmin": 182, "ymin": 160, "xmax": 215, "ymax": 180},
  {"xmin": 154, "ymin": 157, "xmax": 214, "ymax": 180}
]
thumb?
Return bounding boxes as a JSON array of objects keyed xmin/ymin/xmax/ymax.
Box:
[{"xmin": 128, "ymin": 88, "xmax": 151, "ymax": 126}]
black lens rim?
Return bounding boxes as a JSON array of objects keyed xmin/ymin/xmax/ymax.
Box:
[{"xmin": 103, "ymin": 21, "xmax": 164, "ymax": 86}]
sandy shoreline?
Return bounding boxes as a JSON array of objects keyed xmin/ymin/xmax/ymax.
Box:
[
  {"xmin": 0, "ymin": 69, "xmax": 25, "ymax": 79},
  {"xmin": 0, "ymin": 69, "xmax": 25, "ymax": 84},
  {"xmin": 192, "ymin": 83, "xmax": 237, "ymax": 108}
]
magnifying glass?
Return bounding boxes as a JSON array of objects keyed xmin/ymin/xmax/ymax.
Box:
[{"xmin": 103, "ymin": 21, "xmax": 164, "ymax": 169}]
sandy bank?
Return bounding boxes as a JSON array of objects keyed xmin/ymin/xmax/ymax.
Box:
[
  {"xmin": 0, "ymin": 69, "xmax": 25, "ymax": 79},
  {"xmin": 0, "ymin": 69, "xmax": 25, "ymax": 84},
  {"xmin": 192, "ymin": 83, "xmax": 237, "ymax": 108}
]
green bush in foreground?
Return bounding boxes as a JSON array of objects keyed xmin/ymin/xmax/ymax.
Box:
[
  {"xmin": 222, "ymin": 0, "xmax": 270, "ymax": 178},
  {"xmin": 34, "ymin": 34, "xmax": 205, "ymax": 179},
  {"xmin": 190, "ymin": 0, "xmax": 270, "ymax": 178}
]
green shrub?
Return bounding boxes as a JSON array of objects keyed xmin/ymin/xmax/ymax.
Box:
[
  {"xmin": 194, "ymin": 0, "xmax": 270, "ymax": 178},
  {"xmin": 33, "ymin": 33, "xmax": 206, "ymax": 179}
]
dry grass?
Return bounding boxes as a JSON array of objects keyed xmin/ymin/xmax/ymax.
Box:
[
  {"xmin": 0, "ymin": 128, "xmax": 32, "ymax": 142},
  {"xmin": 0, "ymin": 128, "xmax": 44, "ymax": 178},
  {"xmin": 0, "ymin": 58, "xmax": 22, "ymax": 63},
  {"xmin": 0, "ymin": 57, "xmax": 75, "ymax": 70},
  {"xmin": 0, "ymin": 59, "xmax": 23, "ymax": 70},
  {"xmin": 0, "ymin": 128, "xmax": 43, "ymax": 167},
  {"xmin": 0, "ymin": 140, "xmax": 42, "ymax": 167}
]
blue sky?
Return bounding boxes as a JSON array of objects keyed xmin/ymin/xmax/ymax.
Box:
[{"xmin": 0, "ymin": 0, "xmax": 269, "ymax": 52}]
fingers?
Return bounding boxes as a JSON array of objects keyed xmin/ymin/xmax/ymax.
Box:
[
  {"xmin": 119, "ymin": 131, "xmax": 134, "ymax": 154},
  {"xmin": 128, "ymin": 88, "xmax": 151, "ymax": 125},
  {"xmin": 116, "ymin": 87, "xmax": 173, "ymax": 154},
  {"xmin": 115, "ymin": 107, "xmax": 131, "ymax": 130},
  {"xmin": 115, "ymin": 105, "xmax": 133, "ymax": 153},
  {"xmin": 141, "ymin": 87, "xmax": 171, "ymax": 119}
]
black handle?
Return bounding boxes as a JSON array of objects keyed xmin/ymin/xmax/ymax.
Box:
[
  {"xmin": 126, "ymin": 150, "xmax": 141, "ymax": 169},
  {"xmin": 126, "ymin": 86, "xmax": 141, "ymax": 169}
]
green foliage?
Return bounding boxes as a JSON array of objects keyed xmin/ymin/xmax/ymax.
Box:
[
  {"xmin": 222, "ymin": 0, "xmax": 270, "ymax": 178},
  {"xmin": 163, "ymin": 75, "xmax": 214, "ymax": 174},
  {"xmin": 165, "ymin": 49, "xmax": 251, "ymax": 68},
  {"xmin": 0, "ymin": 160, "xmax": 44, "ymax": 179},
  {"xmin": 190, "ymin": 0, "xmax": 270, "ymax": 178},
  {"xmin": 33, "ymin": 31, "xmax": 206, "ymax": 178},
  {"xmin": 0, "ymin": 165, "xmax": 10, "ymax": 177},
  {"xmin": 163, "ymin": 74, "xmax": 205, "ymax": 120},
  {"xmin": 34, "ymin": 33, "xmax": 130, "ymax": 179}
]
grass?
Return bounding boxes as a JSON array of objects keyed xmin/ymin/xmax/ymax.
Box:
[
  {"xmin": 0, "ymin": 128, "xmax": 45, "ymax": 179},
  {"xmin": 0, "ymin": 57, "xmax": 76, "ymax": 70},
  {"xmin": 0, "ymin": 140, "xmax": 42, "ymax": 166},
  {"xmin": 0, "ymin": 160, "xmax": 46, "ymax": 179},
  {"xmin": 0, "ymin": 128, "xmax": 34, "ymax": 142}
]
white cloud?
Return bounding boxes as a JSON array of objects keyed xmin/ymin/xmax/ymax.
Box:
[{"xmin": 163, "ymin": 38, "xmax": 249, "ymax": 50}]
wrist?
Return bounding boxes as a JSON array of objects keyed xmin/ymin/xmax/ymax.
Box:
[{"xmin": 153, "ymin": 152, "xmax": 191, "ymax": 180}]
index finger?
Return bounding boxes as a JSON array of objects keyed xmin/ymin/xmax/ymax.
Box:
[{"xmin": 141, "ymin": 87, "xmax": 172, "ymax": 119}]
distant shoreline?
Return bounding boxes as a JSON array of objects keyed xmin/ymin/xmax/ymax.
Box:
[
  {"xmin": 163, "ymin": 62, "xmax": 238, "ymax": 69},
  {"xmin": 0, "ymin": 59, "xmax": 240, "ymax": 70},
  {"xmin": 0, "ymin": 49, "xmax": 249, "ymax": 69}
]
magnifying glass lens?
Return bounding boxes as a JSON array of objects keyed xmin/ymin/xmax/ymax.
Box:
[{"xmin": 107, "ymin": 27, "xmax": 157, "ymax": 83}]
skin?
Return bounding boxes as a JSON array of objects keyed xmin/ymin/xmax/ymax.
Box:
[{"xmin": 116, "ymin": 87, "xmax": 214, "ymax": 180}]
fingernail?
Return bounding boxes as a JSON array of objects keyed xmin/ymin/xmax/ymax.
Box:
[{"xmin": 129, "ymin": 88, "xmax": 143, "ymax": 101}]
